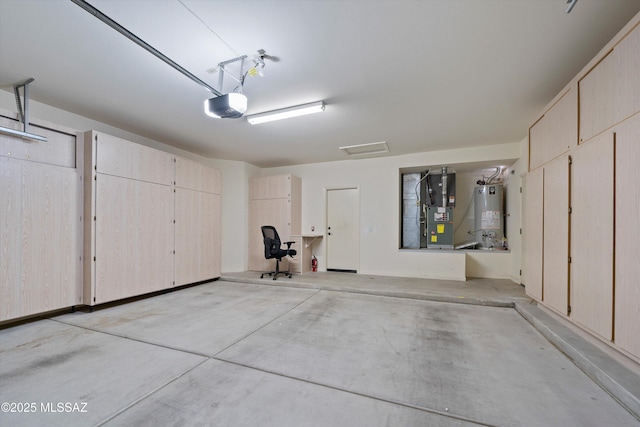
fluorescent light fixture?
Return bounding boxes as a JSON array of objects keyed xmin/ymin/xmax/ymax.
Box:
[
  {"xmin": 339, "ymin": 141, "xmax": 389, "ymax": 156},
  {"xmin": 246, "ymin": 101, "xmax": 325, "ymax": 125},
  {"xmin": 204, "ymin": 93, "xmax": 247, "ymax": 119}
]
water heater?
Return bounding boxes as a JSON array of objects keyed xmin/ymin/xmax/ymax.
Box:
[{"xmin": 474, "ymin": 184, "xmax": 504, "ymax": 249}]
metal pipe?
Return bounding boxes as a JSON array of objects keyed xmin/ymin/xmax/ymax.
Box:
[
  {"xmin": 0, "ymin": 78, "xmax": 47, "ymax": 142},
  {"xmin": 441, "ymin": 166, "xmax": 448, "ymax": 207},
  {"xmin": 70, "ymin": 0, "xmax": 222, "ymax": 96}
]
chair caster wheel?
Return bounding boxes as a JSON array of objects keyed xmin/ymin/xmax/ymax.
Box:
[{"xmin": 260, "ymin": 274, "xmax": 264, "ymax": 278}]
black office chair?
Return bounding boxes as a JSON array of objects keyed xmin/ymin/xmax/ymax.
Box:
[{"xmin": 260, "ymin": 225, "xmax": 297, "ymax": 280}]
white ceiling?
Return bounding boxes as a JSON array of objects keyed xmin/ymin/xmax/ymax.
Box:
[{"xmin": 1, "ymin": 0, "xmax": 639, "ymax": 168}]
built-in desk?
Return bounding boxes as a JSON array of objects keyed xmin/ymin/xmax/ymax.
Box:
[{"xmin": 291, "ymin": 234, "xmax": 323, "ymax": 273}]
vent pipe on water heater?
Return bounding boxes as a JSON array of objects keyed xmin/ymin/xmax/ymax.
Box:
[{"xmin": 441, "ymin": 166, "xmax": 448, "ymax": 207}]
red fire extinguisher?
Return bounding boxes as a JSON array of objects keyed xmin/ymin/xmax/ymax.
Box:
[{"xmin": 311, "ymin": 255, "xmax": 318, "ymax": 272}]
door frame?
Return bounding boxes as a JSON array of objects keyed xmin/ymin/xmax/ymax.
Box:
[{"xmin": 325, "ymin": 186, "xmax": 360, "ymax": 273}]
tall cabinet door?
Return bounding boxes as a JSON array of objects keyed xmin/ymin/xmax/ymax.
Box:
[
  {"xmin": 543, "ymin": 155, "xmax": 570, "ymax": 315},
  {"xmin": 571, "ymin": 133, "xmax": 614, "ymax": 340},
  {"xmin": 21, "ymin": 163, "xmax": 80, "ymax": 315},
  {"xmin": 0, "ymin": 158, "xmax": 23, "ymax": 321},
  {"xmin": 94, "ymin": 174, "xmax": 174, "ymax": 304},
  {"xmin": 614, "ymin": 114, "xmax": 640, "ymax": 358},
  {"xmin": 522, "ymin": 168, "xmax": 544, "ymax": 300},
  {"xmin": 175, "ymin": 188, "xmax": 220, "ymax": 286}
]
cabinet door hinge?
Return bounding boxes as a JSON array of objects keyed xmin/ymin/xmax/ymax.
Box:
[
  {"xmin": 93, "ymin": 256, "xmax": 96, "ymax": 261},
  {"xmin": 568, "ymin": 156, "xmax": 572, "ymax": 165},
  {"xmin": 520, "ymin": 186, "xmax": 522, "ymax": 193},
  {"xmin": 568, "ymin": 256, "xmax": 572, "ymax": 263},
  {"xmin": 568, "ymin": 207, "xmax": 572, "ymax": 214},
  {"xmin": 520, "ymin": 228, "xmax": 522, "ymax": 235},
  {"xmin": 519, "ymin": 269, "xmax": 522, "ymax": 276},
  {"xmin": 568, "ymin": 305, "xmax": 571, "ymax": 315}
]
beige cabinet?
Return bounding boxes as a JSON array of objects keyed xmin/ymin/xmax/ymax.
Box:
[
  {"xmin": 94, "ymin": 174, "xmax": 174, "ymax": 304},
  {"xmin": 84, "ymin": 131, "xmax": 175, "ymax": 305},
  {"xmin": 523, "ymin": 13, "xmax": 640, "ymax": 362},
  {"xmin": 522, "ymin": 169, "xmax": 543, "ymax": 301},
  {"xmin": 571, "ymin": 133, "xmax": 614, "ymax": 341},
  {"xmin": 529, "ymin": 89, "xmax": 577, "ymax": 171},
  {"xmin": 84, "ymin": 133, "xmax": 223, "ymax": 305},
  {"xmin": 542, "ymin": 155, "xmax": 570, "ymax": 316},
  {"xmin": 614, "ymin": 114, "xmax": 640, "ymax": 358},
  {"xmin": 175, "ymin": 157, "xmax": 221, "ymax": 286},
  {"xmin": 248, "ymin": 175, "xmax": 301, "ymax": 272},
  {"xmin": 1, "ymin": 116, "xmax": 82, "ymax": 321},
  {"xmin": 579, "ymin": 23, "xmax": 640, "ymax": 143}
]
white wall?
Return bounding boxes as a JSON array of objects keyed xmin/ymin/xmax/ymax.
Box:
[
  {"xmin": 208, "ymin": 158, "xmax": 260, "ymax": 273},
  {"xmin": 260, "ymin": 143, "xmax": 521, "ymax": 280},
  {"xmin": 2, "ymin": 91, "xmax": 524, "ymax": 280}
]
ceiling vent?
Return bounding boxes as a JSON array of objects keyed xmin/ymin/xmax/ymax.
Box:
[{"xmin": 339, "ymin": 141, "xmax": 389, "ymax": 157}]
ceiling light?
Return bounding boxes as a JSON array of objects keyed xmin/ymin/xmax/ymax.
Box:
[
  {"xmin": 246, "ymin": 101, "xmax": 325, "ymax": 125},
  {"xmin": 340, "ymin": 141, "xmax": 389, "ymax": 156},
  {"xmin": 204, "ymin": 93, "xmax": 248, "ymax": 119}
]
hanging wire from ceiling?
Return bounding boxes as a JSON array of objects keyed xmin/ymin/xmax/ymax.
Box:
[
  {"xmin": 71, "ymin": 0, "xmax": 222, "ymax": 96},
  {"xmin": 177, "ymin": 0, "xmax": 239, "ymax": 56}
]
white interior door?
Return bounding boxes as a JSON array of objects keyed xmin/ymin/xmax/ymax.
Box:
[{"xmin": 326, "ymin": 188, "xmax": 359, "ymax": 272}]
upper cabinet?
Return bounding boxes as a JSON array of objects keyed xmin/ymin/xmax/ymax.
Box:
[
  {"xmin": 529, "ymin": 88, "xmax": 577, "ymax": 171},
  {"xmin": 176, "ymin": 157, "xmax": 221, "ymax": 194},
  {"xmin": 94, "ymin": 132, "xmax": 174, "ymax": 185},
  {"xmin": 579, "ymin": 23, "xmax": 640, "ymax": 143}
]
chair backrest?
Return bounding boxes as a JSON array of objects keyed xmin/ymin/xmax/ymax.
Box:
[{"xmin": 261, "ymin": 226, "xmax": 281, "ymax": 259}]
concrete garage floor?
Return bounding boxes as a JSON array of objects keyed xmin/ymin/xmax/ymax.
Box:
[{"xmin": 0, "ymin": 273, "xmax": 639, "ymax": 426}]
